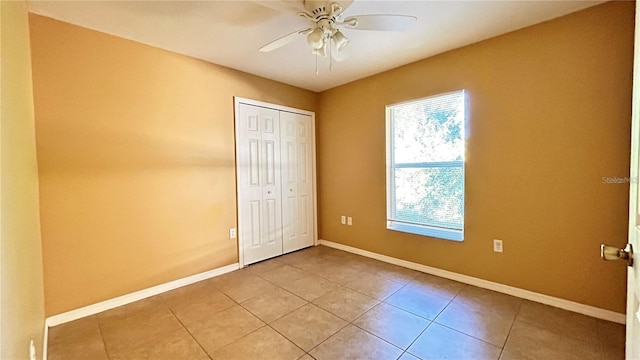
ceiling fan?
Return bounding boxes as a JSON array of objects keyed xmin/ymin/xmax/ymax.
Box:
[{"xmin": 258, "ymin": 0, "xmax": 417, "ymax": 62}]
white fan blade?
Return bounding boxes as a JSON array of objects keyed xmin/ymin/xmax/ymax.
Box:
[
  {"xmin": 251, "ymin": 0, "xmax": 306, "ymax": 14},
  {"xmin": 344, "ymin": 15, "xmax": 417, "ymax": 31},
  {"xmin": 335, "ymin": 0, "xmax": 355, "ymax": 14},
  {"xmin": 259, "ymin": 28, "xmax": 311, "ymax": 52}
]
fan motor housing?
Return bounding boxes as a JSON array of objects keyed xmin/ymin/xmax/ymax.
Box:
[{"xmin": 304, "ymin": 0, "xmax": 349, "ymax": 19}]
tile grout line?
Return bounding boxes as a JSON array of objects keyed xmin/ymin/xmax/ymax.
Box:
[
  {"xmin": 397, "ymin": 282, "xmax": 463, "ymax": 354},
  {"xmin": 403, "ymin": 320, "xmax": 436, "ymax": 359},
  {"xmin": 264, "ymin": 322, "xmax": 320, "ymax": 358},
  {"xmin": 431, "ymin": 321, "xmax": 508, "ymax": 353},
  {"xmin": 274, "ymin": 256, "xmax": 406, "ymax": 357},
  {"xmin": 347, "ymin": 309, "xmax": 424, "ymax": 355},
  {"xmin": 164, "ymin": 306, "xmax": 215, "ymax": 360},
  {"xmin": 509, "ymin": 312, "xmax": 604, "ymax": 349},
  {"xmin": 378, "ymin": 282, "xmax": 459, "ymax": 324},
  {"xmin": 498, "ymin": 297, "xmax": 525, "ymax": 359},
  {"xmin": 263, "ymin": 301, "xmax": 342, "ymax": 357},
  {"xmin": 302, "ymin": 320, "xmax": 352, "ymax": 356},
  {"xmin": 428, "ymin": 284, "xmax": 521, "ymax": 352},
  {"xmin": 164, "ymin": 278, "xmax": 260, "ymax": 360},
  {"xmin": 94, "ymin": 314, "xmax": 115, "ymax": 360},
  {"xmin": 394, "ymin": 280, "xmax": 523, "ymax": 355},
  {"xmin": 167, "ymin": 271, "xmax": 312, "ymax": 360},
  {"xmin": 236, "ymin": 265, "xmax": 346, "ymax": 358},
  {"xmin": 301, "ymin": 272, "xmax": 432, "ymax": 359}
]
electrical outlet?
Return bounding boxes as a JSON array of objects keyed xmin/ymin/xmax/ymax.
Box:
[
  {"xmin": 347, "ymin": 217, "xmax": 353, "ymax": 226},
  {"xmin": 229, "ymin": 228, "xmax": 237, "ymax": 239},
  {"xmin": 341, "ymin": 216, "xmax": 346, "ymax": 224},
  {"xmin": 493, "ymin": 239, "xmax": 503, "ymax": 253}
]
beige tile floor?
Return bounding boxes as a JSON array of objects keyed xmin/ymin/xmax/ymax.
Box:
[{"xmin": 48, "ymin": 245, "xmax": 626, "ymax": 360}]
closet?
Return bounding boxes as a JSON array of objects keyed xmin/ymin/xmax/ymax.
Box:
[{"xmin": 234, "ymin": 98, "xmax": 316, "ymax": 265}]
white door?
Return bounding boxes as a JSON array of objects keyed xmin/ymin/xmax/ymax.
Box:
[
  {"xmin": 236, "ymin": 104, "xmax": 283, "ymax": 265},
  {"xmin": 280, "ymin": 111, "xmax": 314, "ymax": 253},
  {"xmin": 626, "ymin": 2, "xmax": 640, "ymax": 357}
]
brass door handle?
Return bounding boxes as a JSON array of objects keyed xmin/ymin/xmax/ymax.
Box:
[{"xmin": 600, "ymin": 243, "xmax": 634, "ymax": 267}]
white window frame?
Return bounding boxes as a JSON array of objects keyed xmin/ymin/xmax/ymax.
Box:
[{"xmin": 385, "ymin": 90, "xmax": 466, "ymax": 241}]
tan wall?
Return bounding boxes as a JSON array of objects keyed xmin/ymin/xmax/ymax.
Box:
[
  {"xmin": 317, "ymin": 1, "xmax": 634, "ymax": 313},
  {"xmin": 29, "ymin": 14, "xmax": 317, "ymax": 316},
  {"xmin": 1, "ymin": 1, "xmax": 46, "ymax": 358}
]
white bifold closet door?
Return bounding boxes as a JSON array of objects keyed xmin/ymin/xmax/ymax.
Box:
[
  {"xmin": 280, "ymin": 111, "xmax": 314, "ymax": 253},
  {"xmin": 236, "ymin": 102, "xmax": 314, "ymax": 265}
]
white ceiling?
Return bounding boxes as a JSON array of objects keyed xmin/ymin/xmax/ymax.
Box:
[{"xmin": 28, "ymin": 0, "xmax": 606, "ymax": 92}]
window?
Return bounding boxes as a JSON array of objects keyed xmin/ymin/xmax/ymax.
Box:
[{"xmin": 386, "ymin": 90, "xmax": 465, "ymax": 241}]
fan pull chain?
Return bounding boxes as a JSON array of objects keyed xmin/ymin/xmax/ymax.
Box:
[
  {"xmin": 329, "ymin": 39, "xmax": 333, "ymax": 72},
  {"xmin": 315, "ymin": 51, "xmax": 319, "ymax": 76}
]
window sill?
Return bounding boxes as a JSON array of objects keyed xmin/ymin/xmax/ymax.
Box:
[{"xmin": 387, "ymin": 222, "xmax": 463, "ymax": 241}]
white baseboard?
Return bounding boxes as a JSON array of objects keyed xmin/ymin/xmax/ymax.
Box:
[
  {"xmin": 318, "ymin": 239, "xmax": 626, "ymax": 324},
  {"xmin": 45, "ymin": 263, "xmax": 239, "ymax": 328}
]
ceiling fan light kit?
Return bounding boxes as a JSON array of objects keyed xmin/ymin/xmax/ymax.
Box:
[
  {"xmin": 306, "ymin": 26, "xmax": 325, "ymax": 50},
  {"xmin": 312, "ymin": 43, "xmax": 327, "ymax": 57},
  {"xmin": 259, "ymin": 0, "xmax": 417, "ymax": 72},
  {"xmin": 332, "ymin": 29, "xmax": 349, "ymax": 51}
]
